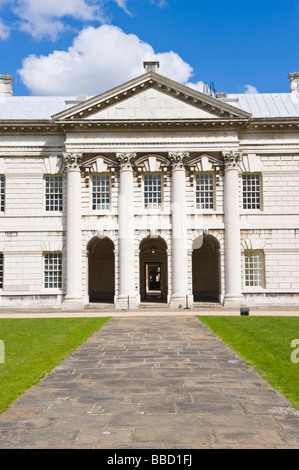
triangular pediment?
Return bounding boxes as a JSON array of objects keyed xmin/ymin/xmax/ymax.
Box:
[{"xmin": 52, "ymin": 72, "xmax": 251, "ymax": 123}]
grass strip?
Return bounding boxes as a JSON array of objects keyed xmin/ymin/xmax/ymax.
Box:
[
  {"xmin": 0, "ymin": 317, "xmax": 110, "ymax": 414},
  {"xmin": 198, "ymin": 316, "xmax": 299, "ymax": 409}
]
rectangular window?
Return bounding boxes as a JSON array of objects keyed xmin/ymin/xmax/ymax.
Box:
[
  {"xmin": 45, "ymin": 175, "xmax": 63, "ymax": 212},
  {"xmin": 242, "ymin": 173, "xmax": 261, "ymax": 209},
  {"xmin": 92, "ymin": 174, "xmax": 110, "ymax": 210},
  {"xmin": 0, "ymin": 253, "xmax": 3, "ymax": 288},
  {"xmin": 0, "ymin": 176, "xmax": 5, "ymax": 212},
  {"xmin": 44, "ymin": 253, "xmax": 62, "ymax": 289},
  {"xmin": 244, "ymin": 250, "xmax": 264, "ymax": 287},
  {"xmin": 195, "ymin": 173, "xmax": 214, "ymax": 209},
  {"xmin": 144, "ymin": 173, "xmax": 162, "ymax": 209}
]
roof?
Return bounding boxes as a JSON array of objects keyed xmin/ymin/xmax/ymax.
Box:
[
  {"xmin": 0, "ymin": 96, "xmax": 84, "ymax": 120},
  {"xmin": 0, "ymin": 90, "xmax": 299, "ymax": 120},
  {"xmin": 223, "ymin": 93, "xmax": 299, "ymax": 118}
]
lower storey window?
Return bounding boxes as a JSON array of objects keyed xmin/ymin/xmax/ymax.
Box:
[
  {"xmin": 0, "ymin": 253, "xmax": 3, "ymax": 288},
  {"xmin": 244, "ymin": 250, "xmax": 264, "ymax": 287},
  {"xmin": 44, "ymin": 252, "xmax": 62, "ymax": 288}
]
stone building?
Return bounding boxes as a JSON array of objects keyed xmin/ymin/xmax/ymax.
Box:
[{"xmin": 0, "ymin": 62, "xmax": 298, "ymax": 309}]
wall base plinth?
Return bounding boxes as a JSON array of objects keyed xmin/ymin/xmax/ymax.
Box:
[
  {"xmin": 223, "ymin": 294, "xmax": 244, "ymax": 308},
  {"xmin": 115, "ymin": 295, "xmax": 139, "ymax": 310},
  {"xmin": 62, "ymin": 297, "xmax": 85, "ymax": 310}
]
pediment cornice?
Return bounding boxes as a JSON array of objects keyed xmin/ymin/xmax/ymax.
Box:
[{"xmin": 52, "ymin": 71, "xmax": 252, "ymax": 122}]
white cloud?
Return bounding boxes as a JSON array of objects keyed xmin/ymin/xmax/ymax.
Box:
[
  {"xmin": 18, "ymin": 25, "xmax": 194, "ymax": 95},
  {"xmin": 0, "ymin": 17, "xmax": 10, "ymax": 39},
  {"xmin": 244, "ymin": 84, "xmax": 259, "ymax": 94},
  {"xmin": 13, "ymin": 0, "xmax": 105, "ymax": 40}
]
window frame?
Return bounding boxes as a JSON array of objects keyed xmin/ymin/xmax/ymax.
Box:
[
  {"xmin": 244, "ymin": 250, "xmax": 265, "ymax": 289},
  {"xmin": 143, "ymin": 172, "xmax": 163, "ymax": 210},
  {"xmin": 91, "ymin": 172, "xmax": 111, "ymax": 211},
  {"xmin": 195, "ymin": 171, "xmax": 215, "ymax": 211},
  {"xmin": 0, "ymin": 253, "xmax": 3, "ymax": 289},
  {"xmin": 44, "ymin": 174, "xmax": 63, "ymax": 212},
  {"xmin": 43, "ymin": 252, "xmax": 63, "ymax": 289},
  {"xmin": 242, "ymin": 172, "xmax": 263, "ymax": 211},
  {"xmin": 0, "ymin": 175, "xmax": 5, "ymax": 213}
]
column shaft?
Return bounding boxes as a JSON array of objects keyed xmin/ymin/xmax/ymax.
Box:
[
  {"xmin": 115, "ymin": 153, "xmax": 138, "ymax": 309},
  {"xmin": 169, "ymin": 152, "xmax": 189, "ymax": 308},
  {"xmin": 63, "ymin": 153, "xmax": 84, "ymax": 308},
  {"xmin": 223, "ymin": 151, "xmax": 243, "ymax": 307}
]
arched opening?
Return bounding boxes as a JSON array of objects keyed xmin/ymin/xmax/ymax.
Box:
[
  {"xmin": 139, "ymin": 237, "xmax": 168, "ymax": 302},
  {"xmin": 88, "ymin": 237, "xmax": 115, "ymax": 303},
  {"xmin": 192, "ymin": 235, "xmax": 220, "ymax": 302}
]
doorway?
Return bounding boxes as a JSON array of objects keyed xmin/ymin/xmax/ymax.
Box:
[
  {"xmin": 140, "ymin": 238, "xmax": 167, "ymax": 302},
  {"xmin": 88, "ymin": 237, "xmax": 115, "ymax": 303},
  {"xmin": 192, "ymin": 235, "xmax": 220, "ymax": 302}
]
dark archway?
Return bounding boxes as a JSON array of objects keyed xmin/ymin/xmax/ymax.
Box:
[
  {"xmin": 88, "ymin": 237, "xmax": 115, "ymax": 303},
  {"xmin": 192, "ymin": 235, "xmax": 220, "ymax": 302},
  {"xmin": 140, "ymin": 237, "xmax": 168, "ymax": 302}
]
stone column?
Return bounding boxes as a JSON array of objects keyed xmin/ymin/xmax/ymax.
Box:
[
  {"xmin": 223, "ymin": 151, "xmax": 243, "ymax": 307},
  {"xmin": 115, "ymin": 153, "xmax": 138, "ymax": 309},
  {"xmin": 62, "ymin": 152, "xmax": 84, "ymax": 309},
  {"xmin": 169, "ymin": 152, "xmax": 189, "ymax": 308}
]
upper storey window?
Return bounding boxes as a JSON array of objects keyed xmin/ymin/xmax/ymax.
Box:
[
  {"xmin": 195, "ymin": 172, "xmax": 214, "ymax": 210},
  {"xmin": 0, "ymin": 176, "xmax": 4, "ymax": 212},
  {"xmin": 242, "ymin": 173, "xmax": 261, "ymax": 209},
  {"xmin": 45, "ymin": 175, "xmax": 63, "ymax": 212},
  {"xmin": 92, "ymin": 174, "xmax": 110, "ymax": 210},
  {"xmin": 144, "ymin": 173, "xmax": 162, "ymax": 209}
]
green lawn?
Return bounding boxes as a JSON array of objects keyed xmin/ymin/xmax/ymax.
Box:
[
  {"xmin": 199, "ymin": 316, "xmax": 299, "ymax": 409},
  {"xmin": 0, "ymin": 317, "xmax": 110, "ymax": 414}
]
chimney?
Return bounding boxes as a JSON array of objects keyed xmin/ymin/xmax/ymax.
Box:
[
  {"xmin": 143, "ymin": 61, "xmax": 160, "ymax": 73},
  {"xmin": 287, "ymin": 72, "xmax": 299, "ymax": 93},
  {"xmin": 0, "ymin": 75, "xmax": 14, "ymax": 96}
]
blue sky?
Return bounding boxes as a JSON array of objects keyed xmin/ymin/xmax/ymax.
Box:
[{"xmin": 0, "ymin": 0, "xmax": 298, "ymax": 96}]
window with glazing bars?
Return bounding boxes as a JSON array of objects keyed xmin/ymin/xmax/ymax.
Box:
[
  {"xmin": 0, "ymin": 176, "xmax": 4, "ymax": 212},
  {"xmin": 144, "ymin": 173, "xmax": 162, "ymax": 209},
  {"xmin": 92, "ymin": 174, "xmax": 110, "ymax": 210},
  {"xmin": 44, "ymin": 253, "xmax": 62, "ymax": 288},
  {"xmin": 244, "ymin": 250, "xmax": 264, "ymax": 287},
  {"xmin": 242, "ymin": 173, "xmax": 261, "ymax": 209},
  {"xmin": 0, "ymin": 253, "xmax": 3, "ymax": 288},
  {"xmin": 45, "ymin": 175, "xmax": 63, "ymax": 211},
  {"xmin": 195, "ymin": 173, "xmax": 214, "ymax": 209}
]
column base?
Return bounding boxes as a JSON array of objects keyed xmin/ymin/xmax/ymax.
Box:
[
  {"xmin": 169, "ymin": 294, "xmax": 191, "ymax": 309},
  {"xmin": 115, "ymin": 295, "xmax": 139, "ymax": 310},
  {"xmin": 62, "ymin": 297, "xmax": 85, "ymax": 311},
  {"xmin": 223, "ymin": 294, "xmax": 244, "ymax": 309}
]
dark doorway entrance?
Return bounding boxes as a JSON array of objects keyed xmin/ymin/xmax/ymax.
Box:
[
  {"xmin": 88, "ymin": 237, "xmax": 115, "ymax": 303},
  {"xmin": 140, "ymin": 238, "xmax": 167, "ymax": 302},
  {"xmin": 192, "ymin": 235, "xmax": 220, "ymax": 302}
]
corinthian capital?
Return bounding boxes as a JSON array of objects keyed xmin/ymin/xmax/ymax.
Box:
[
  {"xmin": 169, "ymin": 152, "xmax": 189, "ymax": 169},
  {"xmin": 63, "ymin": 153, "xmax": 83, "ymax": 171},
  {"xmin": 116, "ymin": 153, "xmax": 136, "ymax": 170},
  {"xmin": 222, "ymin": 151, "xmax": 242, "ymax": 170}
]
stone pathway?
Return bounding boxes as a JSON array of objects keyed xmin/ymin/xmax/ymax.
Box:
[{"xmin": 0, "ymin": 316, "xmax": 298, "ymax": 449}]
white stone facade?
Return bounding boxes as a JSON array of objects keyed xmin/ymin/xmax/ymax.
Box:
[{"xmin": 0, "ymin": 63, "xmax": 299, "ymax": 309}]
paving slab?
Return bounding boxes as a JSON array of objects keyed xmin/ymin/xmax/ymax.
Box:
[{"xmin": 0, "ymin": 315, "xmax": 298, "ymax": 449}]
